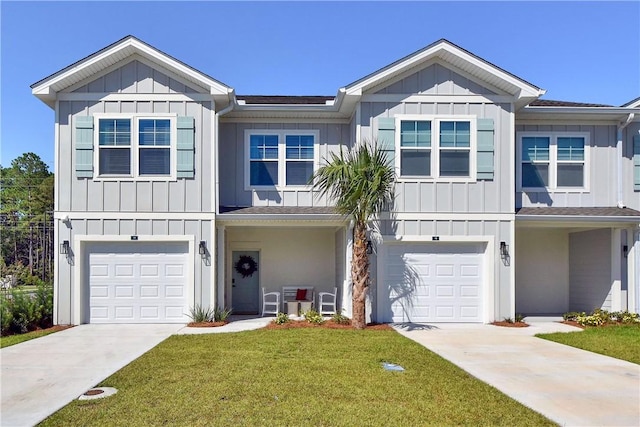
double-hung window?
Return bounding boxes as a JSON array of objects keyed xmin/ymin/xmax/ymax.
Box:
[
  {"xmin": 246, "ymin": 130, "xmax": 318, "ymax": 189},
  {"xmin": 518, "ymin": 132, "xmax": 589, "ymax": 190},
  {"xmin": 396, "ymin": 116, "xmax": 476, "ymax": 180}
]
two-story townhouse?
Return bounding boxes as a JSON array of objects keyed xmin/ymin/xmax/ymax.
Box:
[{"xmin": 32, "ymin": 36, "xmax": 640, "ymax": 325}]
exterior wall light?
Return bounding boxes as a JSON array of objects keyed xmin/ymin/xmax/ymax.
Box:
[
  {"xmin": 199, "ymin": 241, "xmax": 207, "ymax": 255},
  {"xmin": 60, "ymin": 240, "xmax": 70, "ymax": 255},
  {"xmin": 500, "ymin": 241, "xmax": 509, "ymax": 258},
  {"xmin": 366, "ymin": 240, "xmax": 374, "ymax": 255}
]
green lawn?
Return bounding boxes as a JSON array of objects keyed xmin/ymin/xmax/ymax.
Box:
[
  {"xmin": 41, "ymin": 328, "xmax": 554, "ymax": 426},
  {"xmin": 537, "ymin": 324, "xmax": 640, "ymax": 364},
  {"xmin": 0, "ymin": 326, "xmax": 68, "ymax": 348}
]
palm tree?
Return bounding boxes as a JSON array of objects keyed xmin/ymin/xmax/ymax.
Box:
[{"xmin": 312, "ymin": 140, "xmax": 395, "ymax": 329}]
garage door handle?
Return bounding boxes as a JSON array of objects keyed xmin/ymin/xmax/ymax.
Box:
[{"xmin": 232, "ymin": 285, "xmax": 236, "ymax": 287}]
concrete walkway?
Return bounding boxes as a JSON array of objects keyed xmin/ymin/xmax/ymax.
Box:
[
  {"xmin": 0, "ymin": 318, "xmax": 271, "ymax": 427},
  {"xmin": 394, "ymin": 321, "xmax": 640, "ymax": 427}
]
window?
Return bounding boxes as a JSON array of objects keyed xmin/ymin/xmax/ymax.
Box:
[
  {"xmin": 396, "ymin": 116, "xmax": 476, "ymax": 180},
  {"xmin": 285, "ymin": 135, "xmax": 314, "ymax": 185},
  {"xmin": 246, "ymin": 130, "xmax": 318, "ymax": 189},
  {"xmin": 250, "ymin": 134, "xmax": 279, "ymax": 186},
  {"xmin": 95, "ymin": 115, "xmax": 176, "ymax": 180},
  {"xmin": 518, "ymin": 133, "xmax": 589, "ymax": 190}
]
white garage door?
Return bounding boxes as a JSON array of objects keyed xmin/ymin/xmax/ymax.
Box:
[
  {"xmin": 88, "ymin": 242, "xmax": 189, "ymax": 324},
  {"xmin": 381, "ymin": 243, "xmax": 485, "ymax": 323}
]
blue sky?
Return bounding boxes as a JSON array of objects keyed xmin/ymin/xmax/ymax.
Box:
[{"xmin": 1, "ymin": 1, "xmax": 639, "ymax": 170}]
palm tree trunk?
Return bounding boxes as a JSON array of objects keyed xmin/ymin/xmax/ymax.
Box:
[{"xmin": 351, "ymin": 221, "xmax": 369, "ymax": 329}]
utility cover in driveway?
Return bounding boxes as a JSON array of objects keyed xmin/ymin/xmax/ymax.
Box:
[
  {"xmin": 88, "ymin": 242, "xmax": 189, "ymax": 323},
  {"xmin": 380, "ymin": 243, "xmax": 484, "ymax": 323}
]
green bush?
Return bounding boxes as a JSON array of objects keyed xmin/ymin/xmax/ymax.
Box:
[
  {"xmin": 515, "ymin": 313, "xmax": 525, "ymax": 323},
  {"xmin": 274, "ymin": 312, "xmax": 290, "ymax": 325},
  {"xmin": 8, "ymin": 289, "xmax": 39, "ymax": 334},
  {"xmin": 1, "ymin": 293, "xmax": 13, "ymax": 335},
  {"xmin": 34, "ymin": 283, "xmax": 53, "ymax": 328},
  {"xmin": 213, "ymin": 306, "xmax": 232, "ymax": 322},
  {"xmin": 188, "ymin": 305, "xmax": 215, "ymax": 323},
  {"xmin": 303, "ymin": 309, "xmax": 324, "ymax": 324},
  {"xmin": 566, "ymin": 309, "xmax": 640, "ymax": 327},
  {"xmin": 331, "ymin": 311, "xmax": 351, "ymax": 325}
]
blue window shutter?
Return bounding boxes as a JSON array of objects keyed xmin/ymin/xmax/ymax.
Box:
[
  {"xmin": 75, "ymin": 116, "xmax": 94, "ymax": 178},
  {"xmin": 634, "ymin": 135, "xmax": 640, "ymax": 191},
  {"xmin": 477, "ymin": 118, "xmax": 494, "ymax": 180},
  {"xmin": 177, "ymin": 116, "xmax": 195, "ymax": 178},
  {"xmin": 377, "ymin": 117, "xmax": 395, "ymax": 166}
]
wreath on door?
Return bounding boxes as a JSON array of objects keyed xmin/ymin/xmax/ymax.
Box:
[{"xmin": 235, "ymin": 255, "xmax": 258, "ymax": 278}]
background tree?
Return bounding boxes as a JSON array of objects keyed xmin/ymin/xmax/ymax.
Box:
[
  {"xmin": 313, "ymin": 141, "xmax": 395, "ymax": 329},
  {"xmin": 0, "ymin": 153, "xmax": 54, "ymax": 283}
]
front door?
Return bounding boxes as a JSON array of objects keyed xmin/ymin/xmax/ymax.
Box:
[{"xmin": 231, "ymin": 251, "xmax": 260, "ymax": 314}]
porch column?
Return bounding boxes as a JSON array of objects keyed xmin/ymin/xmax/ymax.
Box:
[
  {"xmin": 343, "ymin": 224, "xmax": 353, "ymax": 318},
  {"xmin": 630, "ymin": 226, "xmax": 640, "ymax": 314},
  {"xmin": 610, "ymin": 228, "xmax": 623, "ymax": 311},
  {"xmin": 216, "ymin": 225, "xmax": 226, "ymax": 310}
]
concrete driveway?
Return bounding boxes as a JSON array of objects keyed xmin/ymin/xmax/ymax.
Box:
[
  {"xmin": 394, "ymin": 322, "xmax": 640, "ymax": 427},
  {"xmin": 1, "ymin": 324, "xmax": 182, "ymax": 427}
]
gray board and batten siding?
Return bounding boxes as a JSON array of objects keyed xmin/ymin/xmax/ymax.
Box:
[
  {"xmin": 516, "ymin": 123, "xmax": 638, "ymax": 209},
  {"xmin": 218, "ymin": 121, "xmax": 351, "ymax": 208},
  {"xmin": 54, "ymin": 60, "xmax": 215, "ymax": 325},
  {"xmin": 360, "ymin": 64, "xmax": 515, "ymax": 215},
  {"xmin": 58, "ymin": 60, "xmax": 214, "ymax": 214}
]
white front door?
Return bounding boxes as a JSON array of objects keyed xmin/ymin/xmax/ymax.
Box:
[
  {"xmin": 380, "ymin": 243, "xmax": 485, "ymax": 323},
  {"xmin": 88, "ymin": 242, "xmax": 189, "ymax": 323}
]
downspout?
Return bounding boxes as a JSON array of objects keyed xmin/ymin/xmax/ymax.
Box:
[
  {"xmin": 214, "ymin": 91, "xmax": 236, "ymax": 215},
  {"xmin": 617, "ymin": 113, "xmax": 635, "ymax": 208}
]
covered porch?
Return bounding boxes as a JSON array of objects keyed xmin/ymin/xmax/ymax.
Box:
[
  {"xmin": 515, "ymin": 207, "xmax": 640, "ymax": 316},
  {"xmin": 216, "ymin": 207, "xmax": 349, "ymax": 316}
]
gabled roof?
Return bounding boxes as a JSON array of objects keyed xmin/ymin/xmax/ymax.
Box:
[
  {"xmin": 342, "ymin": 39, "xmax": 545, "ymax": 107},
  {"xmin": 31, "ymin": 35, "xmax": 233, "ymax": 108},
  {"xmin": 622, "ymin": 96, "xmax": 640, "ymax": 108},
  {"xmin": 529, "ymin": 99, "xmax": 613, "ymax": 108}
]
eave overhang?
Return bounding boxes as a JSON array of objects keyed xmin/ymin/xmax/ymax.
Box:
[
  {"xmin": 342, "ymin": 39, "xmax": 545, "ymax": 109},
  {"xmin": 518, "ymin": 106, "xmax": 640, "ymax": 122},
  {"xmin": 31, "ymin": 35, "xmax": 234, "ymax": 109}
]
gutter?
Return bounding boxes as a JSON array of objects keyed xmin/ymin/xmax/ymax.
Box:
[
  {"xmin": 516, "ymin": 214, "xmax": 640, "ymax": 224},
  {"xmin": 617, "ymin": 113, "xmax": 635, "ymax": 208}
]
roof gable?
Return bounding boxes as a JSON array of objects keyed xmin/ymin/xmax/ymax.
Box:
[
  {"xmin": 343, "ymin": 39, "xmax": 544, "ymax": 107},
  {"xmin": 31, "ymin": 35, "xmax": 233, "ymax": 108}
]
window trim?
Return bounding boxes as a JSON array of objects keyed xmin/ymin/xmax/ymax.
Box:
[
  {"xmin": 244, "ymin": 129, "xmax": 320, "ymax": 190},
  {"xmin": 93, "ymin": 113, "xmax": 178, "ymax": 181},
  {"xmin": 394, "ymin": 115, "xmax": 477, "ymax": 182},
  {"xmin": 517, "ymin": 131, "xmax": 590, "ymax": 192}
]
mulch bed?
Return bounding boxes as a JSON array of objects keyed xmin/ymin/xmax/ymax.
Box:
[
  {"xmin": 1, "ymin": 324, "xmax": 72, "ymax": 337},
  {"xmin": 265, "ymin": 320, "xmax": 392, "ymax": 330},
  {"xmin": 491, "ymin": 321, "xmax": 529, "ymax": 328},
  {"xmin": 560, "ymin": 320, "xmax": 585, "ymax": 329},
  {"xmin": 187, "ymin": 321, "xmax": 229, "ymax": 328}
]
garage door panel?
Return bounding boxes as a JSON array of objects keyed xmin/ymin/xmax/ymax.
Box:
[
  {"xmin": 88, "ymin": 242, "xmax": 189, "ymax": 324},
  {"xmin": 383, "ymin": 243, "xmax": 484, "ymax": 323},
  {"xmin": 140, "ymin": 285, "xmax": 159, "ymax": 298},
  {"xmin": 114, "ymin": 285, "xmax": 134, "ymax": 298}
]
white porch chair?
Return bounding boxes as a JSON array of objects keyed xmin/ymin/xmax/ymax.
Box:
[
  {"xmin": 262, "ymin": 288, "xmax": 280, "ymax": 316},
  {"xmin": 317, "ymin": 287, "xmax": 337, "ymax": 315}
]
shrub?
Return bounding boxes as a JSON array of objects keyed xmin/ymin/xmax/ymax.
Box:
[
  {"xmin": 303, "ymin": 309, "xmax": 324, "ymax": 324},
  {"xmin": 331, "ymin": 311, "xmax": 351, "ymax": 325},
  {"xmin": 34, "ymin": 283, "xmax": 53, "ymax": 328},
  {"xmin": 274, "ymin": 312, "xmax": 290, "ymax": 325},
  {"xmin": 8, "ymin": 289, "xmax": 39, "ymax": 334},
  {"xmin": 502, "ymin": 317, "xmax": 514, "ymax": 324},
  {"xmin": 189, "ymin": 305, "xmax": 215, "ymax": 323},
  {"xmin": 213, "ymin": 306, "xmax": 232, "ymax": 322},
  {"xmin": 1, "ymin": 293, "xmax": 12, "ymax": 335},
  {"xmin": 563, "ymin": 312, "xmax": 583, "ymax": 321},
  {"xmin": 515, "ymin": 313, "xmax": 525, "ymax": 323}
]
